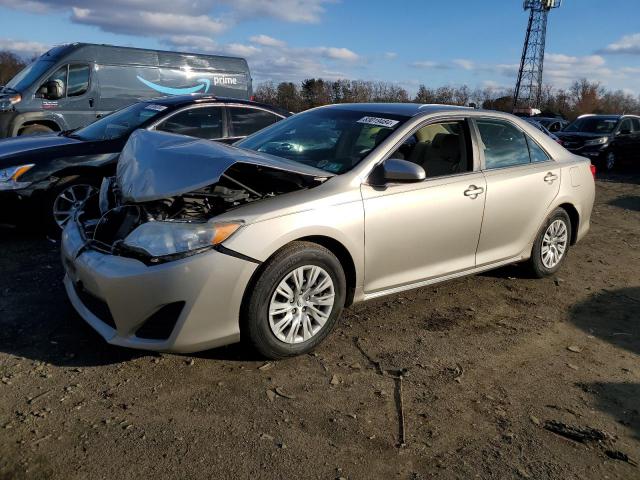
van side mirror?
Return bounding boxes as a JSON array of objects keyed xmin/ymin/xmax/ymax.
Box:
[
  {"xmin": 39, "ymin": 79, "xmax": 65, "ymax": 100},
  {"xmin": 370, "ymin": 158, "xmax": 426, "ymax": 186}
]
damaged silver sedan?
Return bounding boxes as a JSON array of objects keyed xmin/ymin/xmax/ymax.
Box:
[{"xmin": 61, "ymin": 104, "xmax": 595, "ymax": 358}]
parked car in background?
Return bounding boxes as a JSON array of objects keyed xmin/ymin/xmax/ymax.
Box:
[
  {"xmin": 0, "ymin": 95, "xmax": 287, "ymax": 232},
  {"xmin": 556, "ymin": 114, "xmax": 640, "ymax": 171},
  {"xmin": 533, "ymin": 117, "xmax": 569, "ymax": 133},
  {"xmin": 0, "ymin": 43, "xmax": 252, "ymax": 138},
  {"xmin": 61, "ymin": 104, "xmax": 595, "ymax": 358},
  {"xmin": 524, "ymin": 118, "xmax": 562, "ymax": 144}
]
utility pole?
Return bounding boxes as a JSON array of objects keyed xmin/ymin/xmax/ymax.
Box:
[{"xmin": 513, "ymin": 0, "xmax": 562, "ymax": 114}]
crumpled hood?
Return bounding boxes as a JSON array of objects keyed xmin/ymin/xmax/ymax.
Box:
[{"xmin": 117, "ymin": 129, "xmax": 333, "ymax": 203}]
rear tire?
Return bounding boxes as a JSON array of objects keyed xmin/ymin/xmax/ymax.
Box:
[
  {"xmin": 242, "ymin": 241, "xmax": 346, "ymax": 359},
  {"xmin": 19, "ymin": 124, "xmax": 54, "ymax": 136},
  {"xmin": 528, "ymin": 208, "xmax": 572, "ymax": 278}
]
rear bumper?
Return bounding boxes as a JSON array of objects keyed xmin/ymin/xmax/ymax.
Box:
[{"xmin": 61, "ymin": 218, "xmax": 259, "ymax": 353}]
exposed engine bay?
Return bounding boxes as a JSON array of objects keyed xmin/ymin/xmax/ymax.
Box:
[{"xmin": 81, "ymin": 163, "xmax": 326, "ymax": 255}]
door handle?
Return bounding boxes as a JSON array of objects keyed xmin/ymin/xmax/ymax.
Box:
[
  {"xmin": 88, "ymin": 98, "xmax": 94, "ymax": 108},
  {"xmin": 544, "ymin": 172, "xmax": 558, "ymax": 183},
  {"xmin": 464, "ymin": 185, "xmax": 484, "ymax": 199}
]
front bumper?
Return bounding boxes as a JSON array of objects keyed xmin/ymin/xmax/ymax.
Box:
[{"xmin": 61, "ymin": 218, "xmax": 259, "ymax": 353}]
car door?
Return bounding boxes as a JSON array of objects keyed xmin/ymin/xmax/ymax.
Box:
[
  {"xmin": 631, "ymin": 118, "xmax": 640, "ymax": 161},
  {"xmin": 473, "ymin": 117, "xmax": 561, "ymax": 266},
  {"xmin": 225, "ymin": 106, "xmax": 284, "ymax": 144},
  {"xmin": 361, "ymin": 118, "xmax": 486, "ymax": 294},
  {"xmin": 38, "ymin": 63, "xmax": 96, "ymax": 129},
  {"xmin": 614, "ymin": 118, "xmax": 634, "ymax": 160},
  {"xmin": 154, "ymin": 105, "xmax": 225, "ymax": 141}
]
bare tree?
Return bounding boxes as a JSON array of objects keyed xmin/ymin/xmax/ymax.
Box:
[{"xmin": 0, "ymin": 51, "xmax": 27, "ymax": 86}]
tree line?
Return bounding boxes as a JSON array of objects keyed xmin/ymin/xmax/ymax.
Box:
[
  {"xmin": 255, "ymin": 78, "xmax": 640, "ymax": 120},
  {"xmin": 1, "ymin": 50, "xmax": 638, "ymax": 120}
]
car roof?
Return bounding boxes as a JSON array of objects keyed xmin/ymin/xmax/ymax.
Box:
[
  {"xmin": 138, "ymin": 94, "xmax": 289, "ymax": 116},
  {"xmin": 318, "ymin": 103, "xmax": 473, "ymax": 117}
]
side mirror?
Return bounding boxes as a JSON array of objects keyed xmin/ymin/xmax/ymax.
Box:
[
  {"xmin": 618, "ymin": 127, "xmax": 631, "ymax": 135},
  {"xmin": 370, "ymin": 158, "xmax": 426, "ymax": 185},
  {"xmin": 40, "ymin": 79, "xmax": 64, "ymax": 100}
]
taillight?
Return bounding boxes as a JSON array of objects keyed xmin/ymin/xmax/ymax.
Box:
[
  {"xmin": 590, "ymin": 164, "xmax": 596, "ymax": 178},
  {"xmin": 250, "ymin": 95, "xmax": 255, "ymax": 102}
]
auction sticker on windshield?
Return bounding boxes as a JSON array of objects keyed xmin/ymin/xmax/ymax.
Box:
[
  {"xmin": 357, "ymin": 116, "xmax": 399, "ymax": 128},
  {"xmin": 145, "ymin": 104, "xmax": 168, "ymax": 112}
]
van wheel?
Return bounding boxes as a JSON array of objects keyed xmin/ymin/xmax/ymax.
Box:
[
  {"xmin": 19, "ymin": 124, "xmax": 54, "ymax": 136},
  {"xmin": 242, "ymin": 241, "xmax": 346, "ymax": 359},
  {"xmin": 46, "ymin": 176, "xmax": 99, "ymax": 235},
  {"xmin": 528, "ymin": 208, "xmax": 572, "ymax": 278}
]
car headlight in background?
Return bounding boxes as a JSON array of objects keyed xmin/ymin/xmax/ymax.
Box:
[
  {"xmin": 0, "ymin": 164, "xmax": 34, "ymax": 191},
  {"xmin": 584, "ymin": 137, "xmax": 609, "ymax": 147},
  {"xmin": 0, "ymin": 94, "xmax": 21, "ymax": 111},
  {"xmin": 123, "ymin": 221, "xmax": 243, "ymax": 258}
]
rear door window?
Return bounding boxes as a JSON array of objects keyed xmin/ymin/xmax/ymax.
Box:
[
  {"xmin": 476, "ymin": 119, "xmax": 531, "ymax": 169},
  {"xmin": 229, "ymin": 107, "xmax": 281, "ymax": 137},
  {"xmin": 526, "ymin": 136, "xmax": 550, "ymax": 163},
  {"xmin": 156, "ymin": 106, "xmax": 223, "ymax": 139}
]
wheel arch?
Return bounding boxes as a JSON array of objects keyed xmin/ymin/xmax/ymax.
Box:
[
  {"xmin": 240, "ymin": 235, "xmax": 358, "ymax": 315},
  {"xmin": 557, "ymin": 202, "xmax": 579, "ymax": 245},
  {"xmin": 17, "ymin": 119, "xmax": 62, "ymax": 135}
]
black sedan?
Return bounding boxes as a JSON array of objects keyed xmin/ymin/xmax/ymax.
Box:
[
  {"xmin": 556, "ymin": 114, "xmax": 640, "ymax": 171},
  {"xmin": 0, "ymin": 95, "xmax": 287, "ymax": 233}
]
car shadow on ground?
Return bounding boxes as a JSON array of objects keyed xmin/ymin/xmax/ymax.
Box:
[
  {"xmin": 0, "ymin": 226, "xmax": 145, "ymax": 367},
  {"xmin": 609, "ymin": 195, "xmax": 640, "ymax": 212},
  {"xmin": 570, "ymin": 287, "xmax": 640, "ymax": 440}
]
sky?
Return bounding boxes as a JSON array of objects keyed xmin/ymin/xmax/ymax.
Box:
[{"xmin": 0, "ymin": 0, "xmax": 639, "ymax": 96}]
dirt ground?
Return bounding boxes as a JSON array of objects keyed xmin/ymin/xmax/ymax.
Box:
[{"xmin": 1, "ymin": 171, "xmax": 639, "ymax": 480}]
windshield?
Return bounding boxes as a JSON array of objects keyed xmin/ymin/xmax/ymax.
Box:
[
  {"xmin": 564, "ymin": 117, "xmax": 618, "ymax": 134},
  {"xmin": 4, "ymin": 60, "xmax": 55, "ymax": 92},
  {"xmin": 72, "ymin": 102, "xmax": 169, "ymax": 141},
  {"xmin": 235, "ymin": 108, "xmax": 408, "ymax": 174}
]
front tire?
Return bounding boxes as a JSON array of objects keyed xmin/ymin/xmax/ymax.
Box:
[
  {"xmin": 603, "ymin": 151, "xmax": 616, "ymax": 171},
  {"xmin": 19, "ymin": 124, "xmax": 54, "ymax": 136},
  {"xmin": 242, "ymin": 241, "xmax": 346, "ymax": 359},
  {"xmin": 528, "ymin": 208, "xmax": 572, "ymax": 278},
  {"xmin": 46, "ymin": 176, "xmax": 99, "ymax": 235}
]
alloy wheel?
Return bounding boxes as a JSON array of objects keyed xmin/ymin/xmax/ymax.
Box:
[
  {"xmin": 52, "ymin": 184, "xmax": 98, "ymax": 229},
  {"xmin": 541, "ymin": 219, "xmax": 568, "ymax": 269},
  {"xmin": 606, "ymin": 152, "xmax": 616, "ymax": 171},
  {"xmin": 268, "ymin": 265, "xmax": 335, "ymax": 344}
]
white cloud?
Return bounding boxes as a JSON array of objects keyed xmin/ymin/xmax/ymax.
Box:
[
  {"xmin": 315, "ymin": 47, "xmax": 359, "ymax": 62},
  {"xmin": 409, "ymin": 60, "xmax": 450, "ymax": 69},
  {"xmin": 600, "ymin": 33, "xmax": 640, "ymax": 55},
  {"xmin": 249, "ymin": 34, "xmax": 286, "ymax": 48},
  {"xmin": 223, "ymin": 0, "xmax": 334, "ymax": 23},
  {"xmin": 453, "ymin": 59, "xmax": 475, "ymax": 70},
  {"xmin": 0, "ymin": 38, "xmax": 48, "ymax": 57},
  {"xmin": 384, "ymin": 52, "xmax": 397, "ymax": 59}
]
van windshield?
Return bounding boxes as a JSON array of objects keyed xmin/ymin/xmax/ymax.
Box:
[
  {"xmin": 71, "ymin": 102, "xmax": 168, "ymax": 141},
  {"xmin": 4, "ymin": 60, "xmax": 55, "ymax": 92}
]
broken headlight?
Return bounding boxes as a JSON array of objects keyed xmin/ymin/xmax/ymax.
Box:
[
  {"xmin": 122, "ymin": 220, "xmax": 242, "ymax": 258},
  {"xmin": 0, "ymin": 164, "xmax": 34, "ymax": 191}
]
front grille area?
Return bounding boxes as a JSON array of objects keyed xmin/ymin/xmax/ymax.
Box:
[
  {"xmin": 135, "ymin": 302, "xmax": 185, "ymax": 340},
  {"xmin": 74, "ymin": 282, "xmax": 117, "ymax": 330}
]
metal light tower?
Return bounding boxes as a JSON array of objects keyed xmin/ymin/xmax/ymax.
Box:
[{"xmin": 513, "ymin": 0, "xmax": 561, "ymax": 112}]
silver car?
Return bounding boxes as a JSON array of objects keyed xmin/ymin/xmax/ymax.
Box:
[{"xmin": 61, "ymin": 104, "xmax": 595, "ymax": 359}]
